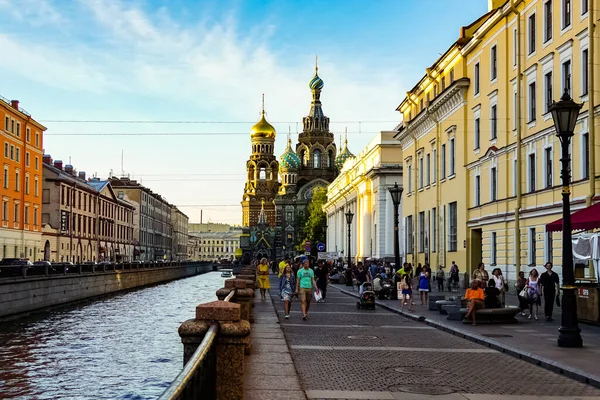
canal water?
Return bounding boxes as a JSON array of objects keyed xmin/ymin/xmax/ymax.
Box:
[{"xmin": 0, "ymin": 271, "xmax": 226, "ymax": 400}]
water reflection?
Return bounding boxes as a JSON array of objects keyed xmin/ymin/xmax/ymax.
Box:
[{"xmin": 0, "ymin": 272, "xmax": 225, "ymax": 400}]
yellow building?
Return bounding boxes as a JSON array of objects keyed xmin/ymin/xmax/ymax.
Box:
[
  {"xmin": 323, "ymin": 131, "xmax": 403, "ymax": 262},
  {"xmin": 395, "ymin": 0, "xmax": 597, "ymax": 282}
]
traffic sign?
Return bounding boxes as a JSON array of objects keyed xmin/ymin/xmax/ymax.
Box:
[
  {"xmin": 317, "ymin": 242, "xmax": 325, "ymax": 251},
  {"xmin": 305, "ymin": 240, "xmax": 311, "ymax": 246}
]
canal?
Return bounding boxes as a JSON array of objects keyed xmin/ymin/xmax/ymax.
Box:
[{"xmin": 0, "ymin": 271, "xmax": 226, "ymax": 400}]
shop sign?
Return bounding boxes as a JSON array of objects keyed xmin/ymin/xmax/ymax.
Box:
[
  {"xmin": 60, "ymin": 211, "xmax": 69, "ymax": 234},
  {"xmin": 579, "ymin": 288, "xmax": 590, "ymax": 298}
]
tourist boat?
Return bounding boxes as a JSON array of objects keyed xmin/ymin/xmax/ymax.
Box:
[{"xmin": 221, "ymin": 269, "xmax": 233, "ymax": 278}]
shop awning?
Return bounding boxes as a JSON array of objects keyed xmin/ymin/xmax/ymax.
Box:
[{"xmin": 546, "ymin": 202, "xmax": 600, "ymax": 232}]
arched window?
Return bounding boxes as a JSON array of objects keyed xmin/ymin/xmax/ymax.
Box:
[
  {"xmin": 259, "ymin": 167, "xmax": 266, "ymax": 180},
  {"xmin": 328, "ymin": 150, "xmax": 333, "ymax": 168},
  {"xmin": 313, "ymin": 150, "xmax": 321, "ymax": 168},
  {"xmin": 300, "ymin": 150, "xmax": 307, "ymax": 166}
]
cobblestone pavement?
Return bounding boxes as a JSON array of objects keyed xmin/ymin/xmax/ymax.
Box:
[
  {"xmin": 353, "ymin": 284, "xmax": 600, "ymax": 385},
  {"xmin": 268, "ymin": 276, "xmax": 600, "ymax": 400}
]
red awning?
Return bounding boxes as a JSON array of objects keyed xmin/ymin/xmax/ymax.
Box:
[{"xmin": 546, "ymin": 202, "xmax": 600, "ymax": 232}]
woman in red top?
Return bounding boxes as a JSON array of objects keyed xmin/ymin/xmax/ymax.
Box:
[{"xmin": 464, "ymin": 280, "xmax": 485, "ymax": 325}]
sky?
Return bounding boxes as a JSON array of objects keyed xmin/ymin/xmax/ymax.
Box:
[{"xmin": 0, "ymin": 0, "xmax": 489, "ymax": 225}]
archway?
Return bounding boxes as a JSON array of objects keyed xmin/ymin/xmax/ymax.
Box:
[{"xmin": 44, "ymin": 240, "xmax": 50, "ymax": 261}]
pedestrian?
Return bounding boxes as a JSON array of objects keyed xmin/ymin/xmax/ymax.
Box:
[
  {"xmin": 449, "ymin": 261, "xmax": 459, "ymax": 291},
  {"xmin": 484, "ymin": 278, "xmax": 502, "ymax": 309},
  {"xmin": 279, "ymin": 264, "xmax": 296, "ymax": 319},
  {"xmin": 295, "ymin": 257, "xmax": 318, "ymax": 320},
  {"xmin": 418, "ymin": 268, "xmax": 430, "ymax": 305},
  {"xmin": 315, "ymin": 261, "xmax": 329, "ymax": 303},
  {"xmin": 516, "ymin": 271, "xmax": 528, "ymax": 316},
  {"xmin": 399, "ymin": 273, "xmax": 413, "ymax": 311},
  {"xmin": 464, "ymin": 280, "xmax": 485, "ymax": 326},
  {"xmin": 354, "ymin": 262, "xmax": 369, "ymax": 295},
  {"xmin": 526, "ymin": 268, "xmax": 541, "ymax": 320},
  {"xmin": 491, "ymin": 268, "xmax": 507, "ymax": 306},
  {"xmin": 256, "ymin": 257, "xmax": 270, "ymax": 301},
  {"xmin": 539, "ymin": 262, "xmax": 560, "ymax": 321},
  {"xmin": 278, "ymin": 257, "xmax": 289, "ymax": 278},
  {"xmin": 472, "ymin": 262, "xmax": 489, "ymax": 288},
  {"xmin": 436, "ymin": 266, "xmax": 445, "ymax": 292}
]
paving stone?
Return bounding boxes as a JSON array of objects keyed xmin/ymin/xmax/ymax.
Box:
[
  {"xmin": 252, "ymin": 344, "xmax": 290, "ymax": 353},
  {"xmin": 244, "ymin": 375, "xmax": 302, "ymax": 390},
  {"xmin": 244, "ymin": 389, "xmax": 306, "ymax": 400}
]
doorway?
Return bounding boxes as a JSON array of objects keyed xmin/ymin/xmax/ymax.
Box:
[{"xmin": 469, "ymin": 228, "xmax": 483, "ymax": 279}]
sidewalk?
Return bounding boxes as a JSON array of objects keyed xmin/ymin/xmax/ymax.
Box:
[{"xmin": 335, "ymin": 283, "xmax": 600, "ymax": 388}]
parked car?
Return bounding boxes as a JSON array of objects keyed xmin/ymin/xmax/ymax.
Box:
[{"xmin": 0, "ymin": 258, "xmax": 33, "ymax": 277}]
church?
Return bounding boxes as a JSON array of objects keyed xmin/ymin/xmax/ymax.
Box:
[{"xmin": 240, "ymin": 61, "xmax": 355, "ymax": 263}]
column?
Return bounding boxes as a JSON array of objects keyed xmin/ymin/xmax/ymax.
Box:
[{"xmin": 362, "ymin": 193, "xmax": 372, "ymax": 259}]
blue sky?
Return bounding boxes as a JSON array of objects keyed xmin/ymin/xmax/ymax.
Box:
[{"xmin": 0, "ymin": 0, "xmax": 489, "ymax": 224}]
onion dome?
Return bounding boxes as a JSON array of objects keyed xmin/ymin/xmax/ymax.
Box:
[
  {"xmin": 251, "ymin": 94, "xmax": 276, "ymax": 139},
  {"xmin": 335, "ymin": 134, "xmax": 354, "ymax": 170},
  {"xmin": 308, "ymin": 55, "xmax": 324, "ymax": 90},
  {"xmin": 280, "ymin": 138, "xmax": 301, "ymax": 170}
]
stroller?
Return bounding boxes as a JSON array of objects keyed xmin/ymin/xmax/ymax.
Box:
[{"xmin": 356, "ymin": 282, "xmax": 376, "ymax": 310}]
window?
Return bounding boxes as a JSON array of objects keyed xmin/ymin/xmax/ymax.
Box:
[
  {"xmin": 3, "ymin": 143, "xmax": 6, "ymax": 158},
  {"xmin": 35, "ymin": 133, "xmax": 39, "ymax": 147},
  {"xmin": 583, "ymin": 132, "xmax": 590, "ymax": 179},
  {"xmin": 582, "ymin": 0, "xmax": 588, "ymax": 15},
  {"xmin": 491, "ymin": 45, "xmax": 497, "ymax": 81},
  {"xmin": 513, "ymin": 90, "xmax": 518, "ymax": 130},
  {"xmin": 529, "ymin": 13, "xmax": 536, "ymax": 54},
  {"xmin": 448, "ymin": 202, "xmax": 457, "ymax": 252},
  {"xmin": 26, "ymin": 128, "xmax": 30, "ymax": 142},
  {"xmin": 475, "ymin": 117, "xmax": 480, "ymax": 149},
  {"xmin": 419, "ymin": 156, "xmax": 424, "ymax": 189},
  {"xmin": 15, "ymin": 171, "xmax": 19, "ymax": 191},
  {"xmin": 418, "ymin": 211, "xmax": 425, "ymax": 253},
  {"xmin": 529, "ymin": 227, "xmax": 537, "ymax": 265},
  {"xmin": 491, "ymin": 232, "xmax": 497, "ymax": 265},
  {"xmin": 10, "ymin": 120, "xmax": 14, "ymax": 133},
  {"xmin": 441, "ymin": 144, "xmax": 447, "ymax": 179},
  {"xmin": 441, "ymin": 76, "xmax": 446, "ymax": 91},
  {"xmin": 10, "ymin": 145, "xmax": 14, "ymax": 160},
  {"xmin": 426, "ymin": 153, "xmax": 431, "ymax": 186},
  {"xmin": 562, "ymin": 60, "xmax": 571, "ymax": 96},
  {"xmin": 491, "ymin": 105, "xmax": 498, "ymax": 139},
  {"xmin": 406, "ymin": 215, "xmax": 414, "ymax": 254},
  {"xmin": 25, "ymin": 152, "xmax": 29, "ymax": 166},
  {"xmin": 529, "ymin": 153, "xmax": 536, "ymax": 191},
  {"xmin": 562, "ymin": 0, "xmax": 571, "ymax": 29},
  {"xmin": 3, "ymin": 167, "xmax": 7, "ymax": 189},
  {"xmin": 407, "ymin": 164, "xmax": 412, "ymax": 192},
  {"xmin": 16, "ymin": 123, "xmax": 20, "ymax": 137},
  {"xmin": 24, "ymin": 206, "xmax": 29, "ymax": 224},
  {"xmin": 545, "ymin": 231, "xmax": 553, "ymax": 263},
  {"xmin": 313, "ymin": 149, "xmax": 321, "ymax": 168},
  {"xmin": 582, "ymin": 49, "xmax": 588, "ymax": 96},
  {"xmin": 450, "ymin": 69, "xmax": 454, "ymax": 83},
  {"xmin": 13, "ymin": 203, "xmax": 18, "ymax": 222},
  {"xmin": 432, "ymin": 207, "xmax": 437, "ymax": 252},
  {"xmin": 544, "ymin": 71, "xmax": 553, "ymax": 113},
  {"xmin": 25, "ymin": 175, "xmax": 29, "ymax": 194},
  {"xmin": 449, "ymin": 138, "xmax": 456, "ymax": 176},
  {"xmin": 433, "ymin": 148, "xmax": 437, "ymax": 182},
  {"xmin": 513, "ymin": 29, "xmax": 517, "ymax": 66},
  {"xmin": 545, "ymin": 147, "xmax": 553, "ymax": 188},
  {"xmin": 491, "ymin": 167, "xmax": 498, "ymax": 201},
  {"xmin": 545, "ymin": 0, "xmax": 553, "ymax": 42},
  {"xmin": 35, "ymin": 157, "xmax": 39, "ymax": 170},
  {"xmin": 528, "ymin": 82, "xmax": 537, "ymax": 122},
  {"xmin": 420, "ymin": 99, "xmax": 423, "ymax": 111},
  {"xmin": 2, "ymin": 201, "xmax": 7, "ymax": 221},
  {"xmin": 474, "ymin": 63, "xmax": 480, "ymax": 95},
  {"xmin": 4, "ymin": 117, "xmax": 8, "ymax": 131},
  {"xmin": 15, "ymin": 148, "xmax": 19, "ymax": 162},
  {"xmin": 475, "ymin": 174, "xmax": 481, "ymax": 206}
]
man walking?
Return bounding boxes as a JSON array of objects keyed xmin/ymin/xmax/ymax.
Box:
[
  {"xmin": 296, "ymin": 257, "xmax": 318, "ymax": 320},
  {"xmin": 315, "ymin": 261, "xmax": 329, "ymax": 302},
  {"xmin": 539, "ymin": 261, "xmax": 560, "ymax": 321}
]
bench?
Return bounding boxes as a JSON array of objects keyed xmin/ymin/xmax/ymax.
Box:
[
  {"xmin": 459, "ymin": 306, "xmax": 520, "ymax": 324},
  {"xmin": 435, "ymin": 297, "xmax": 467, "ymax": 314},
  {"xmin": 427, "ymin": 295, "xmax": 446, "ymax": 311}
]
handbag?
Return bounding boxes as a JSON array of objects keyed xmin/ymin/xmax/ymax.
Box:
[{"xmin": 519, "ymin": 287, "xmax": 528, "ymax": 298}]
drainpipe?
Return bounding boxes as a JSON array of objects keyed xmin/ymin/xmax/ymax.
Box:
[
  {"xmin": 510, "ymin": 0, "xmax": 523, "ymax": 278},
  {"xmin": 587, "ymin": 1, "xmax": 596, "ymax": 278}
]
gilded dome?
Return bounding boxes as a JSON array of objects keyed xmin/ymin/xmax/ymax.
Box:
[
  {"xmin": 251, "ymin": 111, "xmax": 276, "ymax": 139},
  {"xmin": 335, "ymin": 138, "xmax": 354, "ymax": 170},
  {"xmin": 280, "ymin": 139, "xmax": 301, "ymax": 170}
]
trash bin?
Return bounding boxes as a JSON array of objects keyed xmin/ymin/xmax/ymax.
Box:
[{"xmin": 575, "ymin": 282, "xmax": 600, "ymax": 324}]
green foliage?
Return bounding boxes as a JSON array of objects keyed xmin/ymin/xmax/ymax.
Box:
[{"xmin": 304, "ymin": 187, "xmax": 328, "ymax": 246}]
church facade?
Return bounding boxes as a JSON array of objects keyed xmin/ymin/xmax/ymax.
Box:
[{"xmin": 240, "ymin": 62, "xmax": 354, "ymax": 263}]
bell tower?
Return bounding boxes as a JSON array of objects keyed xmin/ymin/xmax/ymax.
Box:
[{"xmin": 241, "ymin": 95, "xmax": 279, "ymax": 228}]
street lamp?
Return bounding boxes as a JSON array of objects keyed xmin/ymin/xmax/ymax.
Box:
[
  {"xmin": 388, "ymin": 182, "xmax": 404, "ymax": 271},
  {"xmin": 345, "ymin": 210, "xmax": 354, "ymax": 286},
  {"xmin": 549, "ymin": 89, "xmax": 584, "ymax": 348}
]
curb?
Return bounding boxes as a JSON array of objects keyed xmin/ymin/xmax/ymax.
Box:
[{"xmin": 333, "ymin": 285, "xmax": 600, "ymax": 389}]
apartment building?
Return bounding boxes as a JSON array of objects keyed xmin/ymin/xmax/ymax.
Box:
[
  {"xmin": 171, "ymin": 206, "xmax": 189, "ymax": 261},
  {"xmin": 0, "ymin": 96, "xmax": 45, "ymax": 260},
  {"xmin": 395, "ymin": 0, "xmax": 596, "ymax": 280},
  {"xmin": 188, "ymin": 229, "xmax": 242, "ymax": 261}
]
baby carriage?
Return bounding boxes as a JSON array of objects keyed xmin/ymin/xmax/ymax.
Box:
[{"xmin": 356, "ymin": 282, "xmax": 376, "ymax": 310}]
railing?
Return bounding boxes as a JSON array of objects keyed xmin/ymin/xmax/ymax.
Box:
[
  {"xmin": 158, "ymin": 323, "xmax": 218, "ymax": 400},
  {"xmin": 160, "ymin": 289, "xmax": 237, "ymax": 400}
]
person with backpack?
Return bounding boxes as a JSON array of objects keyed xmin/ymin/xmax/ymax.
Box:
[{"xmin": 436, "ymin": 266, "xmax": 445, "ymax": 292}]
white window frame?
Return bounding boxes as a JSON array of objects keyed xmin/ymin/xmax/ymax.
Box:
[
  {"xmin": 426, "ymin": 153, "xmax": 431, "ymax": 186},
  {"xmin": 543, "ymin": 0, "xmax": 553, "ymax": 45},
  {"xmin": 528, "ymin": 11, "xmax": 537, "ymax": 56},
  {"xmin": 490, "ymin": 44, "xmax": 498, "ymax": 82},
  {"xmin": 441, "ymin": 143, "xmax": 447, "ymax": 180},
  {"xmin": 449, "ymin": 138, "xmax": 456, "ymax": 177},
  {"xmin": 418, "ymin": 154, "xmax": 424, "ymax": 189},
  {"xmin": 527, "ymin": 151, "xmax": 537, "ymax": 192},
  {"xmin": 474, "ymin": 62, "xmax": 480, "ymax": 96},
  {"xmin": 544, "ymin": 146, "xmax": 554, "ymax": 188},
  {"xmin": 491, "ymin": 232, "xmax": 497, "ymax": 265},
  {"xmin": 432, "ymin": 147, "xmax": 437, "ymax": 184},
  {"xmin": 581, "ymin": 130, "xmax": 590, "ymax": 179},
  {"xmin": 407, "ymin": 162, "xmax": 412, "ymax": 193},
  {"xmin": 473, "ymin": 106, "xmax": 481, "ymax": 150},
  {"xmin": 528, "ymin": 227, "xmax": 537, "ymax": 265},
  {"xmin": 513, "ymin": 28, "xmax": 518, "ymax": 67},
  {"xmin": 545, "ymin": 230, "xmax": 553, "ymax": 263},
  {"xmin": 490, "ymin": 157, "xmax": 498, "ymax": 202},
  {"xmin": 578, "ymin": 30, "xmax": 589, "ymax": 99},
  {"xmin": 475, "ymin": 167, "xmax": 481, "ymax": 206},
  {"xmin": 513, "ymin": 156, "xmax": 518, "ymax": 196},
  {"xmin": 512, "ymin": 84, "xmax": 518, "ymax": 131},
  {"xmin": 528, "ymin": 80, "xmax": 537, "ymax": 123},
  {"xmin": 561, "ymin": 0, "xmax": 572, "ymax": 32}
]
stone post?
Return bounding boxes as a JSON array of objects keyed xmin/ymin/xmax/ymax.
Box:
[
  {"xmin": 178, "ymin": 318, "xmax": 212, "ymax": 365},
  {"xmin": 197, "ymin": 301, "xmax": 250, "ymax": 400}
]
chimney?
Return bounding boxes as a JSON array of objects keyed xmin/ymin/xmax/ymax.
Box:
[
  {"xmin": 65, "ymin": 164, "xmax": 74, "ymax": 175},
  {"xmin": 43, "ymin": 154, "xmax": 52, "ymax": 165},
  {"xmin": 10, "ymin": 100, "xmax": 19, "ymax": 110},
  {"xmin": 78, "ymin": 171, "xmax": 86, "ymax": 180},
  {"xmin": 54, "ymin": 160, "xmax": 63, "ymax": 170}
]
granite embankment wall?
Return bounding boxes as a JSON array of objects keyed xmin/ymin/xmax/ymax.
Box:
[{"xmin": 0, "ymin": 263, "xmax": 213, "ymax": 318}]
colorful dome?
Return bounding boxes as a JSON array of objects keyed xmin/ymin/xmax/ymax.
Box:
[
  {"xmin": 280, "ymin": 139, "xmax": 301, "ymax": 170},
  {"xmin": 335, "ymin": 139, "xmax": 354, "ymax": 170},
  {"xmin": 251, "ymin": 111, "xmax": 276, "ymax": 139},
  {"xmin": 309, "ymin": 73, "xmax": 324, "ymax": 91}
]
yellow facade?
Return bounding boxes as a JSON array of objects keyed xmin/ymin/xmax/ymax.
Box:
[{"xmin": 396, "ymin": 0, "xmax": 597, "ymax": 282}]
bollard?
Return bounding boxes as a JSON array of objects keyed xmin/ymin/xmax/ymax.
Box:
[
  {"xmin": 216, "ymin": 287, "xmax": 233, "ymax": 301},
  {"xmin": 178, "ymin": 319, "xmax": 213, "ymax": 365},
  {"xmin": 196, "ymin": 301, "xmax": 250, "ymax": 400}
]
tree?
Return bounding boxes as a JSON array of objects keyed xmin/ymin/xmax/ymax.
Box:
[{"xmin": 304, "ymin": 186, "xmax": 328, "ymax": 247}]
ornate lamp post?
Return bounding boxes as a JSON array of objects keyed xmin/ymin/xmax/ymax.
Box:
[
  {"xmin": 549, "ymin": 89, "xmax": 583, "ymax": 348},
  {"xmin": 345, "ymin": 210, "xmax": 354, "ymax": 286},
  {"xmin": 388, "ymin": 182, "xmax": 403, "ymax": 271}
]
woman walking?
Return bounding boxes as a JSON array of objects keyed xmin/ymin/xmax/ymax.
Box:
[
  {"xmin": 526, "ymin": 269, "xmax": 541, "ymax": 320},
  {"xmin": 418, "ymin": 268, "xmax": 430, "ymax": 305},
  {"xmin": 279, "ymin": 264, "xmax": 296, "ymax": 319},
  {"xmin": 256, "ymin": 257, "xmax": 270, "ymax": 301},
  {"xmin": 516, "ymin": 271, "xmax": 528, "ymax": 316},
  {"xmin": 399, "ymin": 273, "xmax": 414, "ymax": 311}
]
